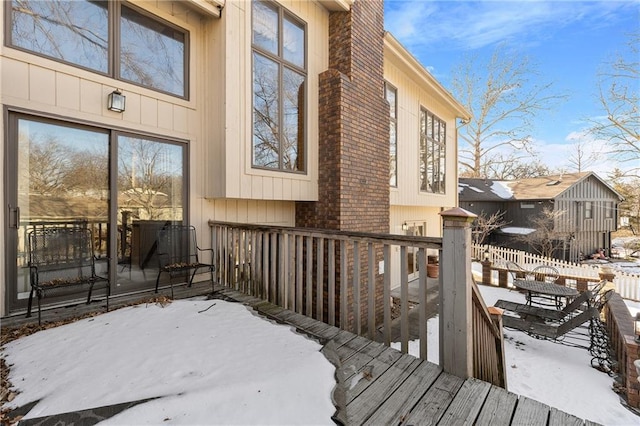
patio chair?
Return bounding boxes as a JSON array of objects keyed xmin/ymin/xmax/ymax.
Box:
[
  {"xmin": 531, "ymin": 265, "xmax": 560, "ymax": 283},
  {"xmin": 505, "ymin": 261, "xmax": 533, "ymax": 282},
  {"xmin": 155, "ymin": 225, "xmax": 215, "ymax": 298}
]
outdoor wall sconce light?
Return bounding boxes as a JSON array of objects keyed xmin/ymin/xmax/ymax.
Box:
[
  {"xmin": 401, "ymin": 222, "xmax": 408, "ymax": 231},
  {"xmin": 635, "ymin": 312, "xmax": 640, "ymax": 344},
  {"xmin": 483, "ymin": 248, "xmax": 490, "ymax": 261},
  {"xmin": 108, "ymin": 90, "xmax": 126, "ymax": 112}
]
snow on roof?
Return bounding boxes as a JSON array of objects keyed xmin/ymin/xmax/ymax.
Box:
[
  {"xmin": 458, "ymin": 182, "xmax": 484, "ymax": 194},
  {"xmin": 458, "ymin": 182, "xmax": 484, "ymax": 193},
  {"xmin": 458, "ymin": 178, "xmax": 514, "ymax": 202},
  {"xmin": 491, "ymin": 181, "xmax": 514, "ymax": 199},
  {"xmin": 500, "ymin": 226, "xmax": 536, "ymax": 235}
]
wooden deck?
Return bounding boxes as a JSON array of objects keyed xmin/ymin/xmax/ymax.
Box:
[
  {"xmin": 2, "ymin": 282, "xmax": 601, "ymax": 425},
  {"xmin": 214, "ymin": 286, "xmax": 601, "ymax": 426}
]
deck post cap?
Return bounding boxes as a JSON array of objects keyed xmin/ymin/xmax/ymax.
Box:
[{"xmin": 439, "ymin": 207, "xmax": 477, "ymax": 224}]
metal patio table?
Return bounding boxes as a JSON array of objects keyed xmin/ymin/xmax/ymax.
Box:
[{"xmin": 513, "ymin": 279, "xmax": 579, "ymax": 309}]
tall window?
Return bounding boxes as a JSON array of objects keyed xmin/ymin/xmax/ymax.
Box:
[
  {"xmin": 252, "ymin": 0, "xmax": 306, "ymax": 172},
  {"xmin": 605, "ymin": 201, "xmax": 613, "ymax": 218},
  {"xmin": 386, "ymin": 82, "xmax": 398, "ymax": 187},
  {"xmin": 585, "ymin": 201, "xmax": 593, "ymax": 219},
  {"xmin": 419, "ymin": 109, "xmax": 446, "ymax": 193},
  {"xmin": 9, "ymin": 0, "xmax": 188, "ymax": 98}
]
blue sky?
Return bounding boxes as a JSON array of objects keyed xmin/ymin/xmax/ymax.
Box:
[{"xmin": 384, "ymin": 0, "xmax": 639, "ymax": 176}]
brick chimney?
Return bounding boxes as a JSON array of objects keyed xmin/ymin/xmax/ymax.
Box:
[{"xmin": 296, "ymin": 0, "xmax": 389, "ymax": 233}]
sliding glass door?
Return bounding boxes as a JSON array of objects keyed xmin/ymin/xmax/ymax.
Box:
[
  {"xmin": 114, "ymin": 134, "xmax": 185, "ymax": 294},
  {"xmin": 6, "ymin": 115, "xmax": 110, "ymax": 309},
  {"xmin": 5, "ymin": 113, "xmax": 186, "ymax": 313}
]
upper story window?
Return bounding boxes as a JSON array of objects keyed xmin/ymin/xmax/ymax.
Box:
[
  {"xmin": 385, "ymin": 82, "xmax": 398, "ymax": 187},
  {"xmin": 584, "ymin": 201, "xmax": 593, "ymax": 219},
  {"xmin": 605, "ymin": 201, "xmax": 613, "ymax": 218},
  {"xmin": 419, "ymin": 109, "xmax": 446, "ymax": 194},
  {"xmin": 520, "ymin": 202, "xmax": 535, "ymax": 209},
  {"xmin": 252, "ymin": 1, "xmax": 306, "ymax": 172},
  {"xmin": 8, "ymin": 0, "xmax": 188, "ymax": 98}
]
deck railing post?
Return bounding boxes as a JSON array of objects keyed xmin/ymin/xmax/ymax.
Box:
[
  {"xmin": 439, "ymin": 207, "xmax": 477, "ymax": 379},
  {"xmin": 482, "ymin": 258, "xmax": 492, "ymax": 286}
]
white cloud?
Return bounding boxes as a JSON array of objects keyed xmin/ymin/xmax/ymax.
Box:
[
  {"xmin": 384, "ymin": 0, "xmax": 439, "ymax": 40},
  {"xmin": 385, "ymin": 1, "xmax": 635, "ymax": 51},
  {"xmin": 534, "ymin": 130, "xmax": 621, "ymax": 178}
]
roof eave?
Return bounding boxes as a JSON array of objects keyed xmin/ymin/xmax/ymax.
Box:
[{"xmin": 384, "ymin": 32, "xmax": 471, "ymax": 119}]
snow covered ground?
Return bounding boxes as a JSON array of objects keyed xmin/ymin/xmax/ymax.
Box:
[
  {"xmin": 2, "ymin": 288, "xmax": 640, "ymax": 425},
  {"xmin": 610, "ymin": 237, "xmax": 640, "ymax": 275}
]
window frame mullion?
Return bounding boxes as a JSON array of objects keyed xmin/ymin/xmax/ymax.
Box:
[
  {"xmin": 277, "ymin": 7, "xmax": 284, "ymax": 170},
  {"xmin": 110, "ymin": 0, "xmax": 118, "ymax": 80}
]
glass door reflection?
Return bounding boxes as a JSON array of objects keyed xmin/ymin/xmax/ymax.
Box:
[
  {"xmin": 115, "ymin": 135, "xmax": 185, "ymax": 293},
  {"xmin": 11, "ymin": 116, "xmax": 109, "ymax": 307}
]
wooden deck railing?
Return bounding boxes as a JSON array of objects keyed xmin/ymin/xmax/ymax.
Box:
[
  {"xmin": 471, "ymin": 279, "xmax": 507, "ymax": 388},
  {"xmin": 209, "ymin": 220, "xmax": 441, "ymax": 351},
  {"xmin": 601, "ymin": 291, "xmax": 640, "ymax": 409},
  {"xmin": 210, "ymin": 209, "xmax": 506, "ymax": 388}
]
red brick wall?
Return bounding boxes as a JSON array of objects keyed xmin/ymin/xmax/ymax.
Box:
[
  {"xmin": 295, "ymin": 0, "xmax": 388, "ymax": 331},
  {"xmin": 296, "ymin": 0, "xmax": 389, "ymax": 233}
]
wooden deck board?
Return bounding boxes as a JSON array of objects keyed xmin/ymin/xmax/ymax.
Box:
[
  {"xmin": 511, "ymin": 396, "xmax": 550, "ymax": 424},
  {"xmin": 346, "ymin": 355, "xmax": 423, "ymax": 424},
  {"xmin": 402, "ymin": 371, "xmax": 466, "ymax": 425},
  {"xmin": 549, "ymin": 407, "xmax": 585, "ymax": 426},
  {"xmin": 474, "ymin": 384, "xmax": 518, "ymax": 424},
  {"xmin": 238, "ymin": 290, "xmax": 599, "ymax": 426},
  {"xmin": 437, "ymin": 377, "xmax": 492, "ymax": 425},
  {"xmin": 362, "ymin": 360, "xmax": 443, "ymax": 425},
  {"xmin": 339, "ymin": 335, "xmax": 380, "ymax": 361},
  {"xmin": 328, "ymin": 328, "xmax": 360, "ymax": 348}
]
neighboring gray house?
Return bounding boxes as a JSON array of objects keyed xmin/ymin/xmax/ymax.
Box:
[{"xmin": 459, "ymin": 172, "xmax": 625, "ymax": 261}]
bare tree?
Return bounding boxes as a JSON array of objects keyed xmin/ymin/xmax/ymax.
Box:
[
  {"xmin": 25, "ymin": 136, "xmax": 69, "ymax": 196},
  {"xmin": 472, "ymin": 211, "xmax": 508, "ymax": 245},
  {"xmin": 566, "ymin": 138, "xmax": 600, "ymax": 173},
  {"xmin": 513, "ymin": 207, "xmax": 570, "ymax": 258},
  {"xmin": 588, "ymin": 32, "xmax": 639, "ymax": 179},
  {"xmin": 118, "ymin": 139, "xmax": 180, "ymax": 220},
  {"xmin": 611, "ymin": 170, "xmax": 640, "ymax": 234},
  {"xmin": 451, "ymin": 45, "xmax": 565, "ymax": 178},
  {"xmin": 12, "ymin": 0, "xmax": 185, "ymax": 96},
  {"xmin": 65, "ymin": 149, "xmax": 109, "ymax": 196},
  {"xmin": 477, "ymin": 154, "xmax": 551, "ymax": 180}
]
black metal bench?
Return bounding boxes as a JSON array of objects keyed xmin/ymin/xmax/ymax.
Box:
[
  {"xmin": 155, "ymin": 225, "xmax": 214, "ymax": 298},
  {"xmin": 495, "ymin": 289, "xmax": 594, "ymax": 323},
  {"xmin": 501, "ymin": 307, "xmax": 599, "ymax": 341},
  {"xmin": 27, "ymin": 227, "xmax": 110, "ymax": 325}
]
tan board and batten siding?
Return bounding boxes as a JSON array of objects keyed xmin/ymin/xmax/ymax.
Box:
[
  {"xmin": 383, "ymin": 33, "xmax": 470, "ymax": 243},
  {"xmin": 384, "ymin": 33, "xmax": 465, "ymax": 210},
  {"xmin": 0, "ymin": 0, "xmax": 204, "ymax": 316},
  {"xmin": 209, "ymin": 0, "xmax": 326, "ymax": 203}
]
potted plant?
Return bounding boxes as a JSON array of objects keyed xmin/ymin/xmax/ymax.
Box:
[{"xmin": 427, "ymin": 255, "xmax": 439, "ymax": 278}]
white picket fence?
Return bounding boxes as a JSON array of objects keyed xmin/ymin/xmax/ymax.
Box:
[{"xmin": 473, "ymin": 244, "xmax": 640, "ymax": 302}]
